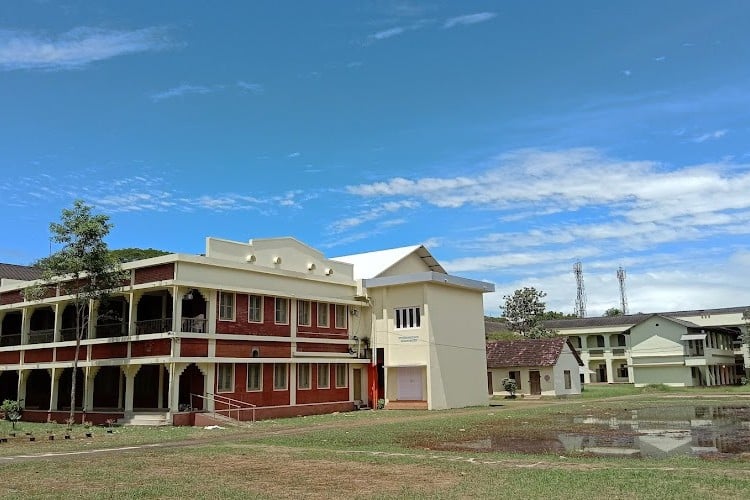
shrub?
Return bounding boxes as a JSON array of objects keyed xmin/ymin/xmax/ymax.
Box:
[
  {"xmin": 501, "ymin": 378, "xmax": 517, "ymax": 398},
  {"xmin": 1, "ymin": 399, "xmax": 22, "ymax": 421}
]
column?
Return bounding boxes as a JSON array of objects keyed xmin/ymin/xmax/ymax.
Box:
[
  {"xmin": 167, "ymin": 362, "xmax": 188, "ymax": 418},
  {"xmin": 128, "ymin": 292, "xmax": 142, "ymax": 336},
  {"xmin": 122, "ymin": 365, "xmax": 141, "ymax": 417},
  {"xmin": 197, "ymin": 363, "xmax": 215, "ymax": 412},
  {"xmin": 204, "ymin": 290, "xmax": 217, "ymax": 335},
  {"xmin": 53, "ymin": 303, "xmax": 63, "ymax": 342},
  {"xmin": 171, "ymin": 286, "xmax": 183, "ymax": 333},
  {"xmin": 84, "ymin": 367, "xmax": 99, "ymax": 411},
  {"xmin": 289, "ymin": 363, "xmax": 297, "ymax": 406},
  {"xmin": 290, "ymin": 299, "xmax": 298, "ymax": 356},
  {"xmin": 21, "ymin": 307, "xmax": 30, "ymax": 345},
  {"xmin": 604, "ymin": 353, "xmax": 615, "ymax": 384},
  {"xmin": 88, "ymin": 299, "xmax": 98, "ymax": 339},
  {"xmin": 48, "ymin": 368, "xmax": 62, "ymax": 411},
  {"xmin": 17, "ymin": 369, "xmax": 29, "ymax": 404}
]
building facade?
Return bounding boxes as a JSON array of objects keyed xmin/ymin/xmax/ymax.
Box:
[
  {"xmin": 0, "ymin": 237, "xmax": 492, "ymax": 424},
  {"xmin": 546, "ymin": 307, "xmax": 749, "ymax": 387}
]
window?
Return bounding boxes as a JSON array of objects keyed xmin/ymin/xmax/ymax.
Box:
[
  {"xmin": 394, "ymin": 306, "xmax": 421, "ymax": 329},
  {"xmin": 275, "ymin": 298, "xmax": 289, "ymax": 324},
  {"xmin": 219, "ymin": 292, "xmax": 235, "ymax": 321},
  {"xmin": 618, "ymin": 363, "xmax": 629, "ymax": 378},
  {"xmin": 218, "ymin": 364, "xmax": 234, "ymax": 392},
  {"xmin": 564, "ymin": 370, "xmax": 572, "ymax": 390},
  {"xmin": 335, "ymin": 364, "xmax": 348, "ymax": 388},
  {"xmin": 298, "ymin": 363, "xmax": 311, "ymax": 389},
  {"xmin": 246, "ymin": 364, "xmax": 262, "ymax": 391},
  {"xmin": 297, "ymin": 300, "xmax": 311, "ymax": 326},
  {"xmin": 273, "ymin": 363, "xmax": 288, "ymax": 390},
  {"xmin": 317, "ymin": 363, "xmax": 330, "ymax": 389},
  {"xmin": 509, "ymin": 370, "xmax": 521, "ymax": 390},
  {"xmin": 248, "ymin": 295, "xmax": 263, "ymax": 323},
  {"xmin": 334, "ymin": 304, "xmax": 347, "ymax": 329},
  {"xmin": 317, "ymin": 303, "xmax": 329, "ymax": 327}
]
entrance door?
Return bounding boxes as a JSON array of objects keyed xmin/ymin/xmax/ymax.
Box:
[
  {"xmin": 529, "ymin": 371, "xmax": 541, "ymax": 395},
  {"xmin": 487, "ymin": 372, "xmax": 493, "ymax": 395},
  {"xmin": 397, "ymin": 367, "xmax": 423, "ymax": 400},
  {"xmin": 353, "ymin": 368, "xmax": 362, "ymax": 401}
]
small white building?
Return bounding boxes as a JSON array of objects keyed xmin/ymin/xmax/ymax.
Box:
[{"xmin": 486, "ymin": 338, "xmax": 583, "ymax": 397}]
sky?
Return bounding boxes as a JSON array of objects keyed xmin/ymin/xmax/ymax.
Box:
[{"xmin": 1, "ymin": 1, "xmax": 749, "ymax": 317}]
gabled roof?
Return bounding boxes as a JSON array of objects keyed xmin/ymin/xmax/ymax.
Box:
[
  {"xmin": 0, "ymin": 263, "xmax": 42, "ymax": 282},
  {"xmin": 486, "ymin": 337, "xmax": 583, "ymax": 368},
  {"xmin": 544, "ymin": 305, "xmax": 750, "ymax": 329},
  {"xmin": 332, "ymin": 245, "xmax": 445, "ymax": 280}
]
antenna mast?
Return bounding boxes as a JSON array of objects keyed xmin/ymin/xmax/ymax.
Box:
[
  {"xmin": 617, "ymin": 267, "xmax": 628, "ymax": 315},
  {"xmin": 574, "ymin": 261, "xmax": 586, "ymax": 318}
]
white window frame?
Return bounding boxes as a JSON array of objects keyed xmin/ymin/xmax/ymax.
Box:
[
  {"xmin": 297, "ymin": 300, "xmax": 311, "ymax": 327},
  {"xmin": 317, "ymin": 302, "xmax": 329, "ymax": 328},
  {"xmin": 273, "ymin": 363, "xmax": 288, "ymax": 390},
  {"xmin": 394, "ymin": 306, "xmax": 421, "ymax": 330},
  {"xmin": 248, "ymin": 295, "xmax": 263, "ymax": 323},
  {"xmin": 275, "ymin": 297, "xmax": 289, "ymax": 325},
  {"xmin": 217, "ymin": 363, "xmax": 234, "ymax": 393},
  {"xmin": 246, "ymin": 363, "xmax": 262, "ymax": 392},
  {"xmin": 298, "ymin": 363, "xmax": 311, "ymax": 390},
  {"xmin": 334, "ymin": 304, "xmax": 347, "ymax": 329},
  {"xmin": 219, "ymin": 291, "xmax": 236, "ymax": 321},
  {"xmin": 335, "ymin": 364, "xmax": 348, "ymax": 388},
  {"xmin": 317, "ymin": 363, "xmax": 330, "ymax": 389}
]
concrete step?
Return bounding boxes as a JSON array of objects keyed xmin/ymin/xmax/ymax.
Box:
[{"xmin": 118, "ymin": 412, "xmax": 169, "ymax": 426}]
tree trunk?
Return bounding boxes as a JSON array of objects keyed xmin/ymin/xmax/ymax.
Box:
[{"xmin": 68, "ymin": 304, "xmax": 83, "ymax": 427}]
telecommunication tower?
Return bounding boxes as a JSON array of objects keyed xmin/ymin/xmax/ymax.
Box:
[
  {"xmin": 574, "ymin": 261, "xmax": 586, "ymax": 318},
  {"xmin": 617, "ymin": 267, "xmax": 628, "ymax": 315}
]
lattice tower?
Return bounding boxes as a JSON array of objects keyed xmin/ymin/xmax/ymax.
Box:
[
  {"xmin": 574, "ymin": 261, "xmax": 586, "ymax": 318},
  {"xmin": 617, "ymin": 267, "xmax": 628, "ymax": 315}
]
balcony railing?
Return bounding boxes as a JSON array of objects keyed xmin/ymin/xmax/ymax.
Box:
[
  {"xmin": 0, "ymin": 333, "xmax": 21, "ymax": 347},
  {"xmin": 95, "ymin": 322, "xmax": 127, "ymax": 338},
  {"xmin": 135, "ymin": 318, "xmax": 172, "ymax": 335},
  {"xmin": 28, "ymin": 329, "xmax": 55, "ymax": 344},
  {"xmin": 60, "ymin": 327, "xmax": 87, "ymax": 342},
  {"xmin": 612, "ymin": 348, "xmax": 626, "ymax": 356},
  {"xmin": 588, "ymin": 349, "xmax": 604, "ymax": 356},
  {"xmin": 181, "ymin": 317, "xmax": 206, "ymax": 333}
]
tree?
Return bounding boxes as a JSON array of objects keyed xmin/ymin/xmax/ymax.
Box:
[
  {"xmin": 500, "ymin": 287, "xmax": 556, "ymax": 338},
  {"xmin": 604, "ymin": 307, "xmax": 623, "ymax": 317},
  {"xmin": 32, "ymin": 247, "xmax": 168, "ymax": 267},
  {"xmin": 24, "ymin": 200, "xmax": 127, "ymax": 427},
  {"xmin": 501, "ymin": 378, "xmax": 517, "ymax": 398}
]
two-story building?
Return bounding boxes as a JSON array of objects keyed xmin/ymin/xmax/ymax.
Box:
[{"xmin": 0, "ymin": 236, "xmax": 493, "ymax": 424}]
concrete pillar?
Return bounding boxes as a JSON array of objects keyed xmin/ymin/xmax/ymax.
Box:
[
  {"xmin": 167, "ymin": 362, "xmax": 188, "ymax": 416},
  {"xmin": 604, "ymin": 353, "xmax": 614, "ymax": 384},
  {"xmin": 84, "ymin": 367, "xmax": 99, "ymax": 411},
  {"xmin": 17, "ymin": 369, "xmax": 28, "ymax": 405},
  {"xmin": 48, "ymin": 368, "xmax": 62, "ymax": 411},
  {"xmin": 122, "ymin": 365, "xmax": 141, "ymax": 416},
  {"xmin": 205, "ymin": 290, "xmax": 217, "ymax": 335},
  {"xmin": 197, "ymin": 363, "xmax": 214, "ymax": 412},
  {"xmin": 21, "ymin": 307, "xmax": 30, "ymax": 345},
  {"xmin": 53, "ymin": 303, "xmax": 63, "ymax": 342},
  {"xmin": 290, "ymin": 299, "xmax": 298, "ymax": 356},
  {"xmin": 171, "ymin": 286, "xmax": 183, "ymax": 333},
  {"xmin": 88, "ymin": 299, "xmax": 98, "ymax": 339},
  {"xmin": 128, "ymin": 292, "xmax": 142, "ymax": 336}
]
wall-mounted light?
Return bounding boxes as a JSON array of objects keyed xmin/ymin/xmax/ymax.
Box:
[
  {"xmin": 246, "ymin": 254, "xmax": 256, "ymax": 263},
  {"xmin": 307, "ymin": 263, "xmax": 316, "ymax": 271},
  {"xmin": 324, "ymin": 268, "xmax": 333, "ymax": 276},
  {"xmin": 272, "ymin": 256, "xmax": 282, "ymax": 265}
]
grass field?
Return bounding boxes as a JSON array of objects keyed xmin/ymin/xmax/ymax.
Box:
[{"xmin": 1, "ymin": 387, "xmax": 749, "ymax": 499}]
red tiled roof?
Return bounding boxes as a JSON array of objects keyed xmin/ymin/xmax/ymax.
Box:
[
  {"xmin": 486, "ymin": 337, "xmax": 582, "ymax": 368},
  {"xmin": 0, "ymin": 263, "xmax": 42, "ymax": 282}
]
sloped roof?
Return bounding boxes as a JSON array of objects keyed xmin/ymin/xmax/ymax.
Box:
[
  {"xmin": 544, "ymin": 305, "xmax": 750, "ymax": 329},
  {"xmin": 486, "ymin": 337, "xmax": 583, "ymax": 368},
  {"xmin": 332, "ymin": 245, "xmax": 445, "ymax": 280},
  {"xmin": 0, "ymin": 263, "xmax": 42, "ymax": 282}
]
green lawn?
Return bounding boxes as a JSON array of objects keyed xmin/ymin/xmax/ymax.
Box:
[{"xmin": 1, "ymin": 389, "xmax": 749, "ymax": 498}]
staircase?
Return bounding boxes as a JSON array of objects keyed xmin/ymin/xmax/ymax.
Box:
[{"xmin": 117, "ymin": 412, "xmax": 169, "ymax": 426}]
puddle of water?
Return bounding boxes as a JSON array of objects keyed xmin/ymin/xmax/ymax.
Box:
[{"xmin": 436, "ymin": 405, "xmax": 750, "ymax": 458}]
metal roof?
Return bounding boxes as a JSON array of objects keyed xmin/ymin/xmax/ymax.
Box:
[
  {"xmin": 332, "ymin": 244, "xmax": 445, "ymax": 280},
  {"xmin": 0, "ymin": 263, "xmax": 42, "ymax": 282}
]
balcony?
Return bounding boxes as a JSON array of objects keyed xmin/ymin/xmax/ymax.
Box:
[
  {"xmin": 612, "ymin": 348, "xmax": 626, "ymax": 356},
  {"xmin": 95, "ymin": 322, "xmax": 127, "ymax": 338},
  {"xmin": 135, "ymin": 318, "xmax": 173, "ymax": 335},
  {"xmin": 588, "ymin": 349, "xmax": 604, "ymax": 356},
  {"xmin": 181, "ymin": 317, "xmax": 206, "ymax": 333},
  {"xmin": 28, "ymin": 329, "xmax": 54, "ymax": 344},
  {"xmin": 60, "ymin": 327, "xmax": 87, "ymax": 342},
  {"xmin": 0, "ymin": 333, "xmax": 21, "ymax": 347}
]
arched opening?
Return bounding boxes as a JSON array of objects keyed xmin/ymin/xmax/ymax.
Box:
[
  {"xmin": 57, "ymin": 368, "xmax": 85, "ymax": 410},
  {"xmin": 136, "ymin": 292, "xmax": 173, "ymax": 334},
  {"xmin": 29, "ymin": 307, "xmax": 55, "ymax": 343},
  {"xmin": 93, "ymin": 366, "xmax": 122, "ymax": 409},
  {"xmin": 133, "ymin": 365, "xmax": 163, "ymax": 409},
  {"xmin": 25, "ymin": 369, "xmax": 52, "ymax": 410},
  {"xmin": 181, "ymin": 289, "xmax": 207, "ymax": 333},
  {"xmin": 96, "ymin": 297, "xmax": 129, "ymax": 338},
  {"xmin": 61, "ymin": 303, "xmax": 89, "ymax": 341},
  {"xmin": 0, "ymin": 371, "xmax": 19, "ymax": 402},
  {"xmin": 1, "ymin": 311, "xmax": 22, "ymax": 346},
  {"xmin": 179, "ymin": 364, "xmax": 205, "ymax": 410}
]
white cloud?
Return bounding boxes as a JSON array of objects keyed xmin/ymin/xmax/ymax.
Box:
[
  {"xmin": 443, "ymin": 12, "xmax": 497, "ymax": 29},
  {"xmin": 0, "ymin": 26, "xmax": 172, "ymax": 71},
  {"xmin": 330, "ymin": 200, "xmax": 419, "ymax": 233},
  {"xmin": 150, "ymin": 84, "xmax": 215, "ymax": 102},
  {"xmin": 692, "ymin": 129, "xmax": 727, "ymax": 143},
  {"xmin": 287, "ymin": 152, "xmax": 301, "ymax": 158},
  {"xmin": 370, "ymin": 27, "xmax": 406, "ymax": 40},
  {"xmin": 236, "ymin": 81, "xmax": 264, "ymax": 94}
]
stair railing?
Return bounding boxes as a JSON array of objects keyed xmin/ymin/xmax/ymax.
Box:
[{"xmin": 190, "ymin": 393, "xmax": 256, "ymax": 423}]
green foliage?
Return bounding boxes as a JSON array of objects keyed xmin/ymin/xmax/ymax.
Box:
[
  {"xmin": 109, "ymin": 248, "xmax": 170, "ymax": 263},
  {"xmin": 604, "ymin": 307, "xmax": 623, "ymax": 317},
  {"xmin": 23, "ymin": 200, "xmax": 128, "ymax": 425},
  {"xmin": 1, "ymin": 399, "xmax": 22, "ymax": 420},
  {"xmin": 540, "ymin": 311, "xmax": 578, "ymax": 320},
  {"xmin": 501, "ymin": 378, "xmax": 517, "ymax": 397},
  {"xmin": 501, "ymin": 287, "xmax": 557, "ymax": 338}
]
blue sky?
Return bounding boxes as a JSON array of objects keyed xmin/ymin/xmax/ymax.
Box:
[{"xmin": 2, "ymin": 1, "xmax": 749, "ymax": 316}]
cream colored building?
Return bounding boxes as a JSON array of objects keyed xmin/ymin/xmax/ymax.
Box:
[{"xmin": 546, "ymin": 307, "xmax": 749, "ymax": 387}]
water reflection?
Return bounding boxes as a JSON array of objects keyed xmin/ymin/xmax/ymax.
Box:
[{"xmin": 437, "ymin": 405, "xmax": 750, "ymax": 458}]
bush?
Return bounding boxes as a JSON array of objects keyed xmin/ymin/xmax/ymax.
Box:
[
  {"xmin": 501, "ymin": 378, "xmax": 517, "ymax": 398},
  {"xmin": 1, "ymin": 399, "xmax": 22, "ymax": 421}
]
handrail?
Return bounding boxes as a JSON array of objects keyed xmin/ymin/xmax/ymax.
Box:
[{"xmin": 190, "ymin": 392, "xmax": 256, "ymax": 423}]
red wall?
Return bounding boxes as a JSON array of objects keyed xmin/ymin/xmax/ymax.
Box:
[
  {"xmin": 91, "ymin": 343, "xmax": 128, "ymax": 360},
  {"xmin": 133, "ymin": 264, "xmax": 175, "ymax": 285},
  {"xmin": 0, "ymin": 290, "xmax": 23, "ymax": 305},
  {"xmin": 215, "ymin": 294, "xmax": 291, "ymax": 336},
  {"xmin": 56, "ymin": 346, "xmax": 88, "ymax": 362},
  {"xmin": 180, "ymin": 339, "xmax": 208, "ymax": 357},
  {"xmin": 297, "ymin": 343, "xmax": 350, "ymax": 353},
  {"xmin": 215, "ymin": 340, "xmax": 290, "ymax": 358},
  {"xmin": 130, "ymin": 339, "xmax": 171, "ymax": 357},
  {"xmin": 296, "ymin": 363, "xmax": 349, "ymax": 404}
]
